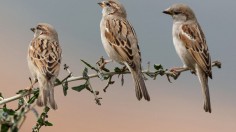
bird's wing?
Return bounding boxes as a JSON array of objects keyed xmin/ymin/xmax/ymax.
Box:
[
  {"xmin": 179, "ymin": 22, "xmax": 212, "ymax": 78},
  {"xmin": 28, "ymin": 38, "xmax": 62, "ymax": 80},
  {"xmin": 104, "ymin": 17, "xmax": 141, "ymax": 69}
]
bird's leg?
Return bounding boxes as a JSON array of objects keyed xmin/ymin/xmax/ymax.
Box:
[
  {"xmin": 170, "ymin": 67, "xmax": 189, "ymax": 76},
  {"xmin": 28, "ymin": 78, "xmax": 38, "ymax": 90},
  {"xmin": 120, "ymin": 65, "xmax": 128, "ymax": 72},
  {"xmin": 117, "ymin": 66, "xmax": 128, "ymax": 86},
  {"xmin": 166, "ymin": 67, "xmax": 189, "ymax": 82},
  {"xmin": 190, "ymin": 70, "xmax": 196, "ymax": 75},
  {"xmin": 96, "ymin": 56, "xmax": 112, "ymax": 70},
  {"xmin": 27, "ymin": 78, "xmax": 38, "ymax": 99}
]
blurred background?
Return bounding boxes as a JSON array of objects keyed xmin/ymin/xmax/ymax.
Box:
[{"xmin": 0, "ymin": 0, "xmax": 235, "ymax": 131}]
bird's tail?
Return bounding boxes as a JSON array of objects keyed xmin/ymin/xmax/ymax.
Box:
[
  {"xmin": 37, "ymin": 78, "xmax": 58, "ymax": 110},
  {"xmin": 196, "ymin": 67, "xmax": 211, "ymax": 113},
  {"xmin": 130, "ymin": 67, "xmax": 150, "ymax": 101}
]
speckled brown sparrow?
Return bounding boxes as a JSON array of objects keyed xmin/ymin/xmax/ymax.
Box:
[
  {"xmin": 163, "ymin": 4, "xmax": 212, "ymax": 113},
  {"xmin": 27, "ymin": 23, "xmax": 62, "ymax": 110},
  {"xmin": 98, "ymin": 0, "xmax": 150, "ymax": 101}
]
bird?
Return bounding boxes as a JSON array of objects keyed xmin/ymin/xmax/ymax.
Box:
[
  {"xmin": 163, "ymin": 4, "xmax": 212, "ymax": 113},
  {"xmin": 98, "ymin": 0, "xmax": 150, "ymax": 101},
  {"xmin": 27, "ymin": 23, "xmax": 62, "ymax": 110}
]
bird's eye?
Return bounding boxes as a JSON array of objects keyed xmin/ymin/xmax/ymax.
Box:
[
  {"xmin": 173, "ymin": 11, "xmax": 181, "ymax": 15},
  {"xmin": 106, "ymin": 2, "xmax": 111, "ymax": 6},
  {"xmin": 36, "ymin": 26, "xmax": 41, "ymax": 30}
]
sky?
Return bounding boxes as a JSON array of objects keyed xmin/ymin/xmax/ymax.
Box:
[{"xmin": 0, "ymin": 0, "xmax": 235, "ymax": 132}]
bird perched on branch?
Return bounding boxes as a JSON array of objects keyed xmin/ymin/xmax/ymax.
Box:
[
  {"xmin": 27, "ymin": 23, "xmax": 62, "ymax": 110},
  {"xmin": 163, "ymin": 4, "xmax": 212, "ymax": 113},
  {"xmin": 98, "ymin": 0, "xmax": 150, "ymax": 101}
]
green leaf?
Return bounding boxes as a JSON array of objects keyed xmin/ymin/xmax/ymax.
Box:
[
  {"xmin": 55, "ymin": 78, "xmax": 62, "ymax": 85},
  {"xmin": 114, "ymin": 67, "xmax": 122, "ymax": 72},
  {"xmin": 103, "ymin": 76, "xmax": 110, "ymax": 80},
  {"xmin": 28, "ymin": 97, "xmax": 36, "ymax": 104},
  {"xmin": 1, "ymin": 124, "xmax": 10, "ymax": 132},
  {"xmin": 102, "ymin": 68, "xmax": 110, "ymax": 72},
  {"xmin": 83, "ymin": 68, "xmax": 89, "ymax": 79},
  {"xmin": 37, "ymin": 118, "xmax": 44, "ymax": 125},
  {"xmin": 28, "ymin": 95, "xmax": 37, "ymax": 104},
  {"xmin": 72, "ymin": 84, "xmax": 87, "ymax": 92},
  {"xmin": 44, "ymin": 121, "xmax": 53, "ymax": 126},
  {"xmin": 26, "ymin": 90, "xmax": 39, "ymax": 104},
  {"xmin": 81, "ymin": 59, "xmax": 98, "ymax": 72},
  {"xmin": 44, "ymin": 106, "xmax": 50, "ymax": 113},
  {"xmin": 3, "ymin": 107, "xmax": 15, "ymax": 115},
  {"xmin": 16, "ymin": 89, "xmax": 28, "ymax": 94},
  {"xmin": 33, "ymin": 106, "xmax": 51, "ymax": 131},
  {"xmin": 62, "ymin": 81, "xmax": 68, "ymax": 96},
  {"xmin": 34, "ymin": 89, "xmax": 40, "ymax": 96},
  {"xmin": 154, "ymin": 64, "xmax": 163, "ymax": 71}
]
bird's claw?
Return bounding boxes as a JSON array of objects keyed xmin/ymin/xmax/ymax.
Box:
[
  {"xmin": 26, "ymin": 78, "xmax": 38, "ymax": 100},
  {"xmin": 170, "ymin": 68, "xmax": 181, "ymax": 78},
  {"xmin": 166, "ymin": 68, "xmax": 181, "ymax": 83}
]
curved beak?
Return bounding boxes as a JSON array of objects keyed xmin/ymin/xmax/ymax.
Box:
[{"xmin": 30, "ymin": 28, "xmax": 35, "ymax": 33}]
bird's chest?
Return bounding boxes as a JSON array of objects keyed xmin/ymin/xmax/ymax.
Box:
[
  {"xmin": 172, "ymin": 25, "xmax": 195, "ymax": 69},
  {"xmin": 100, "ymin": 20, "xmax": 123, "ymax": 63},
  {"xmin": 173, "ymin": 35, "xmax": 188, "ymax": 59}
]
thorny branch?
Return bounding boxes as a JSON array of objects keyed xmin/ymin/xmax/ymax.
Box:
[
  {"xmin": 0, "ymin": 60, "xmax": 221, "ymax": 132},
  {"xmin": 0, "ymin": 96, "xmax": 37, "ymax": 131},
  {"xmin": 0, "ymin": 60, "xmax": 221, "ymax": 106}
]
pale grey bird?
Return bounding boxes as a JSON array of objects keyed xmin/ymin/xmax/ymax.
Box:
[
  {"xmin": 98, "ymin": 0, "xmax": 150, "ymax": 101},
  {"xmin": 27, "ymin": 23, "xmax": 62, "ymax": 110},
  {"xmin": 163, "ymin": 4, "xmax": 212, "ymax": 113}
]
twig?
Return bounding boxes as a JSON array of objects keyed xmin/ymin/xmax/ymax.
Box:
[
  {"xmin": 64, "ymin": 64, "xmax": 73, "ymax": 77},
  {"xmin": 0, "ymin": 61, "xmax": 221, "ymax": 105},
  {"xmin": 18, "ymin": 104, "xmax": 37, "ymax": 130},
  {"xmin": 103, "ymin": 76, "xmax": 114, "ymax": 92},
  {"xmin": 87, "ymin": 81, "xmax": 101, "ymax": 105},
  {"xmin": 0, "ymin": 92, "xmax": 30, "ymax": 106}
]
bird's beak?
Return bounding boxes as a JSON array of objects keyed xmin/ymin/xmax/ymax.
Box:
[
  {"xmin": 30, "ymin": 28, "xmax": 35, "ymax": 33},
  {"xmin": 98, "ymin": 2, "xmax": 105, "ymax": 8},
  {"xmin": 163, "ymin": 8, "xmax": 172, "ymax": 15}
]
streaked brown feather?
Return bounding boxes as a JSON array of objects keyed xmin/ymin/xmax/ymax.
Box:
[
  {"xmin": 179, "ymin": 23, "xmax": 212, "ymax": 78},
  {"xmin": 29, "ymin": 38, "xmax": 62, "ymax": 80},
  {"xmin": 104, "ymin": 17, "xmax": 139, "ymax": 69}
]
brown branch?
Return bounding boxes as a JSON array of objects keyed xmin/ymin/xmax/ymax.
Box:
[{"xmin": 0, "ymin": 60, "xmax": 221, "ymax": 105}]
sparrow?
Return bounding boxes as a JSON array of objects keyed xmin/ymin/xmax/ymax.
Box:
[
  {"xmin": 163, "ymin": 4, "xmax": 212, "ymax": 113},
  {"xmin": 27, "ymin": 23, "xmax": 62, "ymax": 110},
  {"xmin": 98, "ymin": 0, "xmax": 150, "ymax": 101}
]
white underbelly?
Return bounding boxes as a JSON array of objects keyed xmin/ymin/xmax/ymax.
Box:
[
  {"xmin": 173, "ymin": 36, "xmax": 196, "ymax": 70},
  {"xmin": 101, "ymin": 32, "xmax": 123, "ymax": 64}
]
